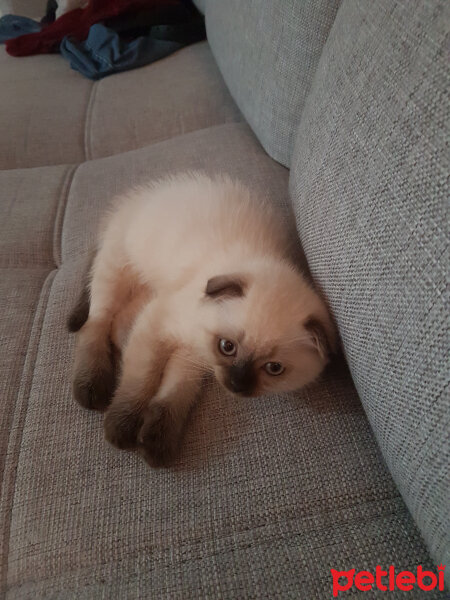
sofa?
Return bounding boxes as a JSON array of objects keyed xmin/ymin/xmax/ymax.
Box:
[{"xmin": 0, "ymin": 0, "xmax": 448, "ymax": 598}]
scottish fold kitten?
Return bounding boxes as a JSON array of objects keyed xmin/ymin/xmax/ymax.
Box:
[{"xmin": 68, "ymin": 173, "xmax": 336, "ymax": 467}]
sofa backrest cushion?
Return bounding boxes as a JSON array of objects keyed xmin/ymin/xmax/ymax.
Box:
[
  {"xmin": 290, "ymin": 0, "xmax": 449, "ymax": 567},
  {"xmin": 205, "ymin": 0, "xmax": 341, "ymax": 167},
  {"xmin": 192, "ymin": 0, "xmax": 204, "ymax": 14}
]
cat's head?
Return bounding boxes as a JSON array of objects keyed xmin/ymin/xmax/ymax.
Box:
[{"xmin": 198, "ymin": 261, "xmax": 337, "ymax": 398}]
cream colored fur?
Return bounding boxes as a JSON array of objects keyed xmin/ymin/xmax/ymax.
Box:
[{"xmin": 71, "ymin": 173, "xmax": 336, "ymax": 466}]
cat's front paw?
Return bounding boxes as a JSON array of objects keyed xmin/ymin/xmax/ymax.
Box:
[
  {"xmin": 104, "ymin": 403, "xmax": 143, "ymax": 450},
  {"xmin": 72, "ymin": 329, "xmax": 117, "ymax": 411},
  {"xmin": 73, "ymin": 358, "xmax": 116, "ymax": 411},
  {"xmin": 138, "ymin": 403, "xmax": 180, "ymax": 468}
]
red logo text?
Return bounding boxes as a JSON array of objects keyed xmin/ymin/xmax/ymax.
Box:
[{"xmin": 330, "ymin": 565, "xmax": 445, "ymax": 596}]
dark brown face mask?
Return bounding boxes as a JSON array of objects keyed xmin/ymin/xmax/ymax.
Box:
[{"xmin": 226, "ymin": 360, "xmax": 255, "ymax": 396}]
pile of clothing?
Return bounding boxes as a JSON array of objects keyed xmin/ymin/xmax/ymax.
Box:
[{"xmin": 0, "ymin": 0, "xmax": 205, "ymax": 79}]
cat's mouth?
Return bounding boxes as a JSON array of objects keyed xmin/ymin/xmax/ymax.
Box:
[
  {"xmin": 223, "ymin": 384, "xmax": 254, "ymax": 398},
  {"xmin": 215, "ymin": 365, "xmax": 256, "ymax": 398}
]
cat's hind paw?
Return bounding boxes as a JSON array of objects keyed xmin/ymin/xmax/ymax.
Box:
[
  {"xmin": 73, "ymin": 358, "xmax": 116, "ymax": 411},
  {"xmin": 104, "ymin": 403, "xmax": 143, "ymax": 450},
  {"xmin": 137, "ymin": 403, "xmax": 181, "ymax": 468}
]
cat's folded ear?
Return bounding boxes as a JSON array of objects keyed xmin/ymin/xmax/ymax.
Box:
[
  {"xmin": 205, "ymin": 274, "xmax": 247, "ymax": 300},
  {"xmin": 304, "ymin": 313, "xmax": 338, "ymax": 358}
]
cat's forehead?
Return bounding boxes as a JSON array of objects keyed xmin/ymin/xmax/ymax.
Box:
[
  {"xmin": 217, "ymin": 297, "xmax": 303, "ymax": 341},
  {"xmin": 245, "ymin": 306, "xmax": 303, "ymax": 340}
]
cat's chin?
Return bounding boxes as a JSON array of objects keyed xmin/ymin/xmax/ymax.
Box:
[
  {"xmin": 215, "ymin": 379, "xmax": 256, "ymax": 399},
  {"xmin": 211, "ymin": 366, "xmax": 256, "ymax": 398}
]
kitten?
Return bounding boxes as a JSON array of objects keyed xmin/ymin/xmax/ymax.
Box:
[{"xmin": 68, "ymin": 173, "xmax": 336, "ymax": 467}]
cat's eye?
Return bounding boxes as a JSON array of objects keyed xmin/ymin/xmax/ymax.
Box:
[
  {"xmin": 219, "ymin": 339, "xmax": 236, "ymax": 356},
  {"xmin": 264, "ymin": 362, "xmax": 284, "ymax": 376}
]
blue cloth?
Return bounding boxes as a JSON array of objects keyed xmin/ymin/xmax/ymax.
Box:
[
  {"xmin": 0, "ymin": 14, "xmax": 41, "ymax": 43},
  {"xmin": 60, "ymin": 24, "xmax": 182, "ymax": 80}
]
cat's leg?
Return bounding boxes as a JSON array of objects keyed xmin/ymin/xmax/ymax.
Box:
[
  {"xmin": 71, "ymin": 245, "xmax": 136, "ymax": 411},
  {"xmin": 138, "ymin": 351, "xmax": 204, "ymax": 468},
  {"xmin": 67, "ymin": 254, "xmax": 93, "ymax": 333},
  {"xmin": 104, "ymin": 304, "xmax": 205, "ymax": 464},
  {"xmin": 104, "ymin": 302, "xmax": 174, "ymax": 449}
]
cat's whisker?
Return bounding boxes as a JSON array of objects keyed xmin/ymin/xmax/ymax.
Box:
[
  {"xmin": 182, "ymin": 367, "xmax": 206, "ymax": 376},
  {"xmin": 179, "ymin": 360, "xmax": 207, "ymax": 371},
  {"xmin": 181, "ymin": 368, "xmax": 209, "ymax": 378},
  {"xmin": 174, "ymin": 353, "xmax": 209, "ymax": 370}
]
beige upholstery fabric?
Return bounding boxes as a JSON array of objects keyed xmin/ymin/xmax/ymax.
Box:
[
  {"xmin": 0, "ymin": 52, "xmax": 92, "ymax": 169},
  {"xmin": 0, "ymin": 123, "xmax": 439, "ymax": 599},
  {"xmin": 0, "ymin": 268, "xmax": 50, "ymax": 481},
  {"xmin": 206, "ymin": 0, "xmax": 341, "ymax": 167},
  {"xmin": 0, "ymin": 0, "xmax": 47, "ymax": 18},
  {"xmin": 290, "ymin": 0, "xmax": 450, "ymax": 569},
  {"xmin": 0, "ymin": 165, "xmax": 72, "ymax": 267},
  {"xmin": 0, "ymin": 43, "xmax": 241, "ymax": 169},
  {"xmin": 85, "ymin": 44, "xmax": 242, "ymax": 161}
]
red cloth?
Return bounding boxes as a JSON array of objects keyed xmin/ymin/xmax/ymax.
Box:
[{"xmin": 6, "ymin": 0, "xmax": 179, "ymax": 56}]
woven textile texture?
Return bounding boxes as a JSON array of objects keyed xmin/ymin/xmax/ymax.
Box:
[
  {"xmin": 1, "ymin": 121, "xmax": 441, "ymax": 598},
  {"xmin": 205, "ymin": 0, "xmax": 341, "ymax": 167},
  {"xmin": 0, "ymin": 41, "xmax": 241, "ymax": 169},
  {"xmin": 0, "ymin": 0, "xmax": 47, "ymax": 18},
  {"xmin": 290, "ymin": 0, "xmax": 449, "ymax": 571},
  {"xmin": 192, "ymin": 0, "xmax": 204, "ymax": 14}
]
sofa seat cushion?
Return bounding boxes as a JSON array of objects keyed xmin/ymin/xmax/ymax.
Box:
[
  {"xmin": 0, "ymin": 41, "xmax": 241, "ymax": 169},
  {"xmin": 0, "ymin": 267, "xmax": 51, "ymax": 482},
  {"xmin": 0, "ymin": 164, "xmax": 73, "ymax": 268},
  {"xmin": 0, "ymin": 122, "xmax": 439, "ymax": 599}
]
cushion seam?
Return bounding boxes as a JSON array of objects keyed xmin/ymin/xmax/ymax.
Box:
[
  {"xmin": 0, "ymin": 119, "xmax": 245, "ymax": 171},
  {"xmin": 0, "ymin": 269, "xmax": 57, "ymax": 595},
  {"xmin": 83, "ymin": 81, "xmax": 98, "ymax": 161},
  {"xmin": 53, "ymin": 165, "xmax": 79, "ymax": 268},
  {"xmin": 90, "ymin": 121, "xmax": 250, "ymax": 163}
]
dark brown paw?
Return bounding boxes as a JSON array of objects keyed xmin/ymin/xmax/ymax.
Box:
[
  {"xmin": 104, "ymin": 404, "xmax": 143, "ymax": 450},
  {"xmin": 138, "ymin": 404, "xmax": 180, "ymax": 468},
  {"xmin": 73, "ymin": 359, "xmax": 116, "ymax": 411}
]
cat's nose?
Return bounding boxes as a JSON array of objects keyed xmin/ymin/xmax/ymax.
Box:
[
  {"xmin": 228, "ymin": 362, "xmax": 254, "ymax": 394},
  {"xmin": 229, "ymin": 375, "xmax": 246, "ymax": 393}
]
